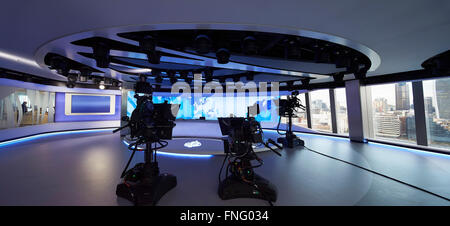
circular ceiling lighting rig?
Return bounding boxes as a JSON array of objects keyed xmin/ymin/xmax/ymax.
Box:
[{"xmin": 35, "ymin": 25, "xmax": 380, "ymax": 92}]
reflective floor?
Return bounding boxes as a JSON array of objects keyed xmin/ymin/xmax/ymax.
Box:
[{"xmin": 0, "ymin": 130, "xmax": 449, "ymax": 206}]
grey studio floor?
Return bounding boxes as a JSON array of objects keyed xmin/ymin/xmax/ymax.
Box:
[{"xmin": 0, "ymin": 129, "xmax": 450, "ymax": 206}]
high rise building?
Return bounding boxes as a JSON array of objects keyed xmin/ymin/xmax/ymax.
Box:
[
  {"xmin": 435, "ymin": 78, "xmax": 450, "ymax": 119},
  {"xmin": 373, "ymin": 98, "xmax": 388, "ymax": 112},
  {"xmin": 424, "ymin": 97, "xmax": 434, "ymax": 114},
  {"xmin": 395, "ymin": 82, "xmax": 410, "ymax": 111},
  {"xmin": 374, "ymin": 113, "xmax": 401, "ymax": 138}
]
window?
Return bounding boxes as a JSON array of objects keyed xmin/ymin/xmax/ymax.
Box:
[
  {"xmin": 365, "ymin": 82, "xmax": 416, "ymax": 144},
  {"xmin": 423, "ymin": 78, "xmax": 450, "ymax": 149},
  {"xmin": 0, "ymin": 87, "xmax": 55, "ymax": 130},
  {"xmin": 310, "ymin": 89, "xmax": 332, "ymax": 132},
  {"xmin": 334, "ymin": 88, "xmax": 348, "ymax": 134}
]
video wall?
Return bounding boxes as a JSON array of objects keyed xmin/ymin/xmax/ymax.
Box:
[{"xmin": 126, "ymin": 91, "xmax": 279, "ymax": 123}]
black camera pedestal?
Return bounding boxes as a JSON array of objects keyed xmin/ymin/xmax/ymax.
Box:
[
  {"xmin": 116, "ymin": 142, "xmax": 177, "ymax": 206},
  {"xmin": 218, "ymin": 173, "xmax": 277, "ymax": 202},
  {"xmin": 278, "ymin": 106, "xmax": 305, "ymax": 148},
  {"xmin": 277, "ymin": 133, "xmax": 304, "ymax": 148}
]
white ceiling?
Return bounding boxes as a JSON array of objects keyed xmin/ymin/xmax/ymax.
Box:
[{"xmin": 1, "ymin": 0, "xmax": 449, "ymax": 82}]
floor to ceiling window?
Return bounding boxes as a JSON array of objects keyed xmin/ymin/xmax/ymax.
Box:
[
  {"xmin": 423, "ymin": 77, "xmax": 450, "ymax": 149},
  {"xmin": 364, "ymin": 82, "xmax": 416, "ymax": 144},
  {"xmin": 310, "ymin": 89, "xmax": 332, "ymax": 132},
  {"xmin": 334, "ymin": 88, "xmax": 348, "ymax": 135}
]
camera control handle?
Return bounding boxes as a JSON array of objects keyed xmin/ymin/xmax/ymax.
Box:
[{"xmin": 265, "ymin": 139, "xmax": 282, "ymax": 157}]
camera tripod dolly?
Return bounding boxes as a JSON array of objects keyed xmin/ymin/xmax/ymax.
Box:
[
  {"xmin": 113, "ymin": 91, "xmax": 178, "ymax": 206},
  {"xmin": 114, "ymin": 135, "xmax": 177, "ymax": 206},
  {"xmin": 277, "ymin": 91, "xmax": 305, "ymax": 148},
  {"xmin": 218, "ymin": 117, "xmax": 282, "ymax": 204}
]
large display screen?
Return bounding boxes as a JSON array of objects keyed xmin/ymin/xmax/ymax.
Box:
[
  {"xmin": 126, "ymin": 91, "xmax": 279, "ymax": 124},
  {"xmin": 65, "ymin": 94, "xmax": 115, "ymax": 115}
]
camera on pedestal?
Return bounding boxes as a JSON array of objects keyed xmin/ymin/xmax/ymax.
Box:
[
  {"xmin": 276, "ymin": 90, "xmax": 306, "ymax": 148},
  {"xmin": 217, "ymin": 104, "xmax": 283, "ymax": 204},
  {"xmin": 113, "ymin": 76, "xmax": 179, "ymax": 206}
]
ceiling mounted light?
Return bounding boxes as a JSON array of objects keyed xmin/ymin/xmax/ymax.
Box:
[
  {"xmin": 139, "ymin": 35, "xmax": 160, "ymax": 64},
  {"xmin": 79, "ymin": 68, "xmax": 90, "ymax": 82},
  {"xmin": 216, "ymin": 48, "xmax": 230, "ymax": 64},
  {"xmin": 92, "ymin": 42, "xmax": 110, "ymax": 68},
  {"xmin": 66, "ymin": 82, "xmax": 75, "ymax": 88},
  {"xmin": 195, "ymin": 34, "xmax": 212, "ymax": 54},
  {"xmin": 67, "ymin": 74, "xmax": 78, "ymax": 83},
  {"xmin": 242, "ymin": 36, "xmax": 258, "ymax": 55}
]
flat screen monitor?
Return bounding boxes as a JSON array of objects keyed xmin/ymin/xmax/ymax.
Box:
[{"xmin": 65, "ymin": 93, "xmax": 115, "ymax": 115}]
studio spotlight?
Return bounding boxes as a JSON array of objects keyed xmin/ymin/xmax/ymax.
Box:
[
  {"xmin": 67, "ymin": 74, "xmax": 78, "ymax": 83},
  {"xmin": 93, "ymin": 77, "xmax": 102, "ymax": 87},
  {"xmin": 92, "ymin": 42, "xmax": 110, "ymax": 68},
  {"xmin": 216, "ymin": 48, "xmax": 230, "ymax": 64},
  {"xmin": 242, "ymin": 36, "xmax": 258, "ymax": 55},
  {"xmin": 139, "ymin": 35, "xmax": 160, "ymax": 64},
  {"xmin": 66, "ymin": 82, "xmax": 75, "ymax": 88},
  {"xmin": 104, "ymin": 77, "xmax": 113, "ymax": 85},
  {"xmin": 79, "ymin": 67, "xmax": 92, "ymax": 82},
  {"xmin": 98, "ymin": 80, "xmax": 106, "ymax": 90},
  {"xmin": 195, "ymin": 34, "xmax": 212, "ymax": 54}
]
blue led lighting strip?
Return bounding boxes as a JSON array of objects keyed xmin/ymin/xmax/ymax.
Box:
[
  {"xmin": 264, "ymin": 129, "xmax": 450, "ymax": 159},
  {"xmin": 262, "ymin": 129, "xmax": 350, "ymax": 142},
  {"xmin": 122, "ymin": 140, "xmax": 213, "ymax": 158},
  {"xmin": 0, "ymin": 128, "xmax": 115, "ymax": 148},
  {"xmin": 367, "ymin": 141, "xmax": 450, "ymax": 159}
]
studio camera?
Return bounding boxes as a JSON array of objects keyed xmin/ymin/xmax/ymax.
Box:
[
  {"xmin": 113, "ymin": 77, "xmax": 180, "ymax": 206},
  {"xmin": 276, "ymin": 90, "xmax": 306, "ymax": 148},
  {"xmin": 217, "ymin": 104, "xmax": 282, "ymax": 204}
]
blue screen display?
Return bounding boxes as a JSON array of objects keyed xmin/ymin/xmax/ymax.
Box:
[{"xmin": 71, "ymin": 95, "xmax": 111, "ymax": 113}]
